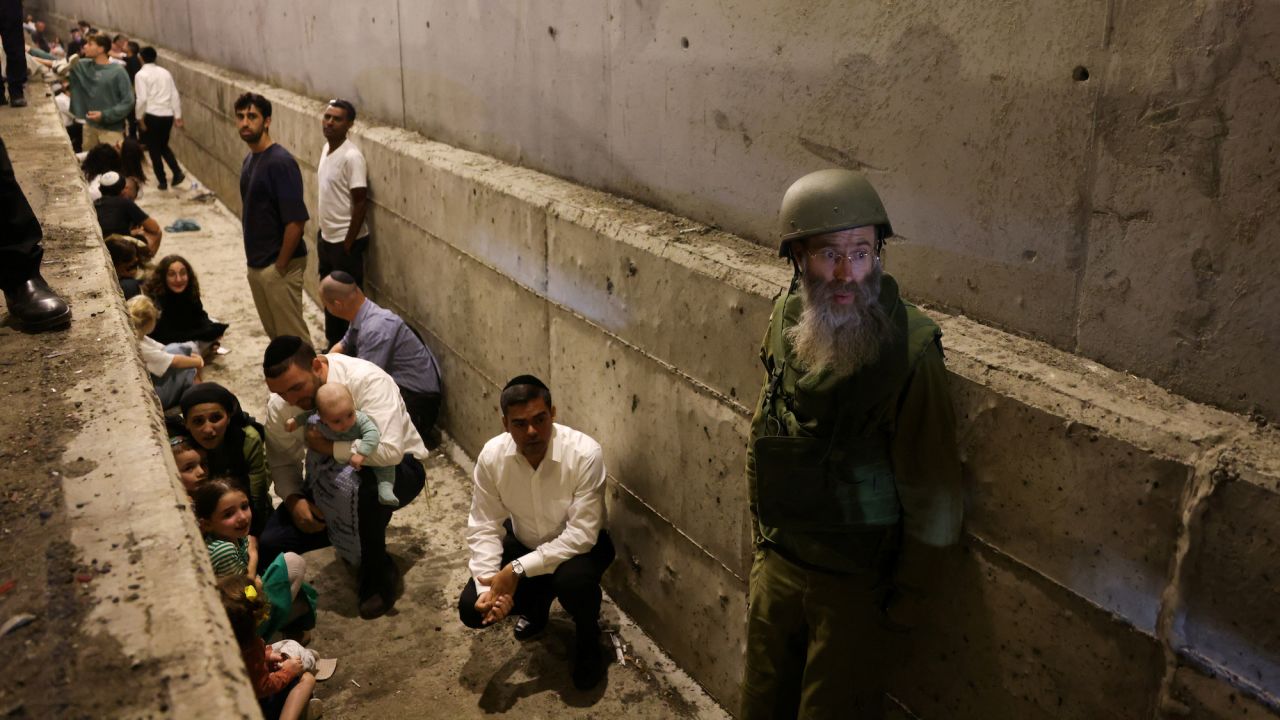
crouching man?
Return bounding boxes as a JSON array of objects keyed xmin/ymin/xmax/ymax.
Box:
[{"xmin": 457, "ymin": 375, "xmax": 615, "ymax": 690}]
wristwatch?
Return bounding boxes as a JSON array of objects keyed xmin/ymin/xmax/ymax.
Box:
[{"xmin": 511, "ymin": 559, "xmax": 526, "ymax": 578}]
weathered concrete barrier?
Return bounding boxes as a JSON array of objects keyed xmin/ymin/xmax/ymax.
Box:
[
  {"xmin": 52, "ymin": 26, "xmax": 1280, "ymax": 717},
  {"xmin": 0, "ymin": 89, "xmax": 259, "ymax": 716}
]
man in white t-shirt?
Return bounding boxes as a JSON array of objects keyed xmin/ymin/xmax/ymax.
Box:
[{"xmin": 316, "ymin": 98, "xmax": 370, "ymax": 348}]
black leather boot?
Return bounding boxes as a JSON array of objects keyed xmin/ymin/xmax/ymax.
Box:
[{"xmin": 4, "ymin": 275, "xmax": 71, "ymax": 331}]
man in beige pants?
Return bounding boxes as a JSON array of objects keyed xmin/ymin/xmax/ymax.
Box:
[{"xmin": 234, "ymin": 91, "xmax": 311, "ymax": 341}]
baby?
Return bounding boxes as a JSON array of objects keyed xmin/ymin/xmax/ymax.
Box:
[{"xmin": 285, "ymin": 383, "xmax": 398, "ymax": 507}]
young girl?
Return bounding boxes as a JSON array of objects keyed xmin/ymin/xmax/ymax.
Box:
[
  {"xmin": 169, "ymin": 435, "xmax": 207, "ymax": 494},
  {"xmin": 143, "ymin": 255, "xmax": 229, "ymax": 358},
  {"xmin": 217, "ymin": 575, "xmax": 322, "ymax": 720},
  {"xmin": 193, "ymin": 477, "xmax": 317, "ymax": 641},
  {"xmin": 105, "ymin": 234, "xmax": 142, "ymax": 299},
  {"xmin": 127, "ymin": 295, "xmax": 203, "ymax": 410}
]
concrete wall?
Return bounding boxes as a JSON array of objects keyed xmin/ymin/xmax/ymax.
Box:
[
  {"xmin": 56, "ymin": 32, "xmax": 1280, "ymax": 716},
  {"xmin": 1, "ymin": 86, "xmax": 260, "ymax": 717},
  {"xmin": 31, "ymin": 0, "xmax": 1280, "ymax": 425}
]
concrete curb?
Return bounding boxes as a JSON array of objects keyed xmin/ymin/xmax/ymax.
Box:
[{"xmin": 0, "ymin": 84, "xmax": 260, "ymax": 717}]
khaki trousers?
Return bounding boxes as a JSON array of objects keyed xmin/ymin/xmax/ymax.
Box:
[
  {"xmin": 246, "ymin": 256, "xmax": 310, "ymax": 341},
  {"xmin": 83, "ymin": 125, "xmax": 124, "ymax": 149},
  {"xmin": 741, "ymin": 546, "xmax": 897, "ymax": 720}
]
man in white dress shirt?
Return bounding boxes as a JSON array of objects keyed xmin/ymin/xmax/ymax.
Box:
[
  {"xmin": 133, "ymin": 46, "xmax": 184, "ymax": 190},
  {"xmin": 458, "ymin": 375, "xmax": 615, "ymax": 690},
  {"xmin": 258, "ymin": 335, "xmax": 428, "ymax": 619}
]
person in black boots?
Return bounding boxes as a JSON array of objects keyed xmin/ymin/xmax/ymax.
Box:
[
  {"xmin": 0, "ymin": 0, "xmax": 28, "ymax": 107},
  {"xmin": 0, "ymin": 136, "xmax": 71, "ymax": 330}
]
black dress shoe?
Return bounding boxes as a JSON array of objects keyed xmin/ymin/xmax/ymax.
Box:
[
  {"xmin": 572, "ymin": 629, "xmax": 605, "ymax": 690},
  {"xmin": 9, "ymin": 95, "xmax": 26, "ymax": 108},
  {"xmin": 171, "ymin": 172, "xmax": 186, "ymax": 186},
  {"xmin": 513, "ymin": 614, "xmax": 547, "ymax": 641},
  {"xmin": 358, "ymin": 593, "xmax": 388, "ymax": 619},
  {"xmin": 4, "ymin": 276, "xmax": 71, "ymax": 331}
]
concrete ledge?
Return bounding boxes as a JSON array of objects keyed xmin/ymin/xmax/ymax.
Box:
[
  {"xmin": 0, "ymin": 90, "xmax": 258, "ymax": 716},
  {"xmin": 118, "ymin": 39, "xmax": 1280, "ymax": 717}
]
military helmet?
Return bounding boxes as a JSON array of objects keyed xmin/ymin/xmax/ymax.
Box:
[{"xmin": 777, "ymin": 169, "xmax": 894, "ymax": 258}]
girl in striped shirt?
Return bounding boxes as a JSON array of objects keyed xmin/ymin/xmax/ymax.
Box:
[{"xmin": 194, "ymin": 477, "xmax": 318, "ymax": 640}]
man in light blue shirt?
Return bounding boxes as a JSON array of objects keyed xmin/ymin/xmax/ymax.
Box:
[{"xmin": 322, "ymin": 271, "xmax": 442, "ymax": 447}]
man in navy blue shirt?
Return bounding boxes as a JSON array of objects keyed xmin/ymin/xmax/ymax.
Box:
[
  {"xmin": 322, "ymin": 271, "xmax": 443, "ymax": 448},
  {"xmin": 236, "ymin": 92, "xmax": 311, "ymax": 341}
]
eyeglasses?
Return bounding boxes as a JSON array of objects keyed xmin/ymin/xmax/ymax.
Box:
[{"xmin": 805, "ymin": 248, "xmax": 876, "ymax": 269}]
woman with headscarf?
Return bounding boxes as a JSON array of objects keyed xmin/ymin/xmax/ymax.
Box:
[{"xmin": 179, "ymin": 383, "xmax": 271, "ymax": 535}]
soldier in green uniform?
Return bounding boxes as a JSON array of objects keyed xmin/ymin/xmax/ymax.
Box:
[{"xmin": 741, "ymin": 169, "xmax": 964, "ymax": 719}]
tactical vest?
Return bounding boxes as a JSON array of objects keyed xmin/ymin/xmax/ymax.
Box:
[{"xmin": 752, "ymin": 275, "xmax": 942, "ymax": 536}]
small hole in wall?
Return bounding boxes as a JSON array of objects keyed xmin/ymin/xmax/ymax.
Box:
[
  {"xmin": 681, "ymin": 37, "xmax": 690, "ymax": 49},
  {"xmin": 1072, "ymin": 65, "xmax": 1090, "ymax": 81},
  {"xmin": 548, "ymin": 26, "xmax": 557, "ymax": 38}
]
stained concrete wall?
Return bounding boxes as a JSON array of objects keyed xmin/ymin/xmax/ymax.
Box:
[
  {"xmin": 1, "ymin": 85, "xmax": 260, "ymax": 717},
  {"xmin": 37, "ymin": 29, "xmax": 1279, "ymax": 715},
  {"xmin": 30, "ymin": 0, "xmax": 1280, "ymax": 424}
]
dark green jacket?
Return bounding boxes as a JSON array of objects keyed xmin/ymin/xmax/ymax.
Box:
[{"xmin": 747, "ymin": 274, "xmax": 964, "ymax": 576}]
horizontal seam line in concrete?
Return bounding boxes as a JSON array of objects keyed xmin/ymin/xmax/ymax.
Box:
[
  {"xmin": 365, "ymin": 204, "xmax": 754, "ymax": 417},
  {"xmin": 611, "ymin": 479, "xmax": 746, "ymax": 584},
  {"xmin": 967, "ymin": 531, "xmax": 1158, "ymax": 639},
  {"xmin": 1176, "ymin": 646, "xmax": 1280, "ymax": 713}
]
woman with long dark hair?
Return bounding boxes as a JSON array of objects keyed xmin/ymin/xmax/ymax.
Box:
[
  {"xmin": 144, "ymin": 254, "xmax": 229, "ymax": 356},
  {"xmin": 119, "ymin": 137, "xmax": 148, "ymax": 188},
  {"xmin": 81, "ymin": 143, "xmax": 121, "ymax": 200}
]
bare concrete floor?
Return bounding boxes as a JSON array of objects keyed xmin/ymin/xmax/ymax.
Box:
[{"xmin": 136, "ymin": 164, "xmax": 730, "ymax": 718}]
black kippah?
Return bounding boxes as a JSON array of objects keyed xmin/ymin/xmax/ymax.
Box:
[
  {"xmin": 504, "ymin": 374, "xmax": 549, "ymax": 391},
  {"xmin": 263, "ymin": 335, "xmax": 304, "ymax": 370},
  {"xmin": 327, "ymin": 270, "xmax": 356, "ymax": 285}
]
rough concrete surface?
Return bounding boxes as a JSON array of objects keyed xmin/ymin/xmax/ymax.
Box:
[
  {"xmin": 0, "ymin": 90, "xmax": 257, "ymax": 717},
  {"xmin": 52, "ymin": 37, "xmax": 1278, "ymax": 717},
  {"xmin": 31, "ymin": 0, "xmax": 1280, "ymax": 421},
  {"xmin": 20, "ymin": 8, "xmax": 1280, "ymax": 719}
]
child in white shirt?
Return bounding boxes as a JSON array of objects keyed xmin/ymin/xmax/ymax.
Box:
[{"xmin": 126, "ymin": 295, "xmax": 203, "ymax": 410}]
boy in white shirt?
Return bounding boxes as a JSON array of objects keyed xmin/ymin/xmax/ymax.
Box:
[{"xmin": 133, "ymin": 46, "xmax": 185, "ymax": 190}]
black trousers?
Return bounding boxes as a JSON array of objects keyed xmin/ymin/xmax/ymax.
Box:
[
  {"xmin": 0, "ymin": 135, "xmax": 43, "ymax": 291},
  {"xmin": 317, "ymin": 233, "xmax": 369, "ymax": 348},
  {"xmin": 258, "ymin": 453, "xmax": 426, "ymax": 602},
  {"xmin": 66, "ymin": 123, "xmax": 83, "ymax": 153},
  {"xmin": 458, "ymin": 525, "xmax": 615, "ymax": 634},
  {"xmin": 0, "ymin": 1, "xmax": 26, "ymax": 97},
  {"xmin": 141, "ymin": 114, "xmax": 181, "ymax": 185},
  {"xmin": 401, "ymin": 387, "xmax": 441, "ymax": 444}
]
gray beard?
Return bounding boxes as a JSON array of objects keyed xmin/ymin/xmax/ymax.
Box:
[{"xmin": 784, "ymin": 266, "xmax": 894, "ymax": 377}]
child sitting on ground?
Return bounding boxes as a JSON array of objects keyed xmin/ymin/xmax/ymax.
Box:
[
  {"xmin": 127, "ymin": 295, "xmax": 203, "ymax": 410},
  {"xmin": 169, "ymin": 434, "xmax": 207, "ymax": 494},
  {"xmin": 193, "ymin": 476, "xmax": 318, "ymax": 641},
  {"xmin": 284, "ymin": 382, "xmax": 399, "ymax": 507},
  {"xmin": 217, "ymin": 575, "xmax": 322, "ymax": 720},
  {"xmin": 105, "ymin": 234, "xmax": 143, "ymax": 299}
]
